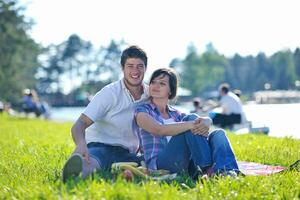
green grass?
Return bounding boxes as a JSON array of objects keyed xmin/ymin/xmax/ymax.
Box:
[{"xmin": 0, "ymin": 114, "xmax": 299, "ymax": 199}]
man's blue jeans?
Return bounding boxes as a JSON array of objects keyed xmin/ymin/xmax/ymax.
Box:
[
  {"xmin": 156, "ymin": 114, "xmax": 239, "ymax": 174},
  {"xmin": 87, "ymin": 142, "xmax": 143, "ymax": 170}
]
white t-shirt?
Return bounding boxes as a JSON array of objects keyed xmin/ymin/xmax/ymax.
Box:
[
  {"xmin": 83, "ymin": 79, "xmax": 149, "ymax": 153},
  {"xmin": 162, "ymin": 118, "xmax": 175, "ymax": 142},
  {"xmin": 220, "ymin": 91, "xmax": 243, "ymax": 115}
]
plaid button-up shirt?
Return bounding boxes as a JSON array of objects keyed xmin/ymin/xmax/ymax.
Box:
[{"xmin": 134, "ymin": 102, "xmax": 186, "ymax": 170}]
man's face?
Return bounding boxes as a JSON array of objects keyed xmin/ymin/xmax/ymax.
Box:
[{"xmin": 123, "ymin": 58, "xmax": 146, "ymax": 87}]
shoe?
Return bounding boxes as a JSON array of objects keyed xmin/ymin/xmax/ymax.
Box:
[
  {"xmin": 62, "ymin": 153, "xmax": 83, "ymax": 183},
  {"xmin": 217, "ymin": 170, "xmax": 239, "ymax": 178},
  {"xmin": 191, "ymin": 166, "xmax": 214, "ymax": 180},
  {"xmin": 191, "ymin": 165, "xmax": 204, "ymax": 180},
  {"xmin": 289, "ymin": 159, "xmax": 300, "ymax": 172}
]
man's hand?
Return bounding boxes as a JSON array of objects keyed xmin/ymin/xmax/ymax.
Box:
[
  {"xmin": 191, "ymin": 117, "xmax": 211, "ymax": 137},
  {"xmin": 73, "ymin": 142, "xmax": 90, "ymax": 164},
  {"xmin": 71, "ymin": 114, "xmax": 94, "ymax": 164}
]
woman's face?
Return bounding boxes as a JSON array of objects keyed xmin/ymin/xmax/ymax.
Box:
[{"xmin": 149, "ymin": 74, "xmax": 170, "ymax": 100}]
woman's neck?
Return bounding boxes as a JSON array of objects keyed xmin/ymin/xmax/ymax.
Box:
[{"xmin": 151, "ymin": 98, "xmax": 169, "ymax": 118}]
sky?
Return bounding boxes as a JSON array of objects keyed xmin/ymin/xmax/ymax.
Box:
[{"xmin": 21, "ymin": 0, "xmax": 300, "ymax": 74}]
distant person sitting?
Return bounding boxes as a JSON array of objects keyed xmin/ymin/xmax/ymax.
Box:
[
  {"xmin": 22, "ymin": 89, "xmax": 45, "ymax": 117},
  {"xmin": 209, "ymin": 83, "xmax": 243, "ymax": 128},
  {"xmin": 22, "ymin": 89, "xmax": 38, "ymax": 115},
  {"xmin": 0, "ymin": 101, "xmax": 4, "ymax": 113},
  {"xmin": 233, "ymin": 89, "xmax": 242, "ymax": 98},
  {"xmin": 190, "ymin": 97, "xmax": 207, "ymax": 117}
]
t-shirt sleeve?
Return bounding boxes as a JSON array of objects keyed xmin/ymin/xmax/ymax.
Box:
[
  {"xmin": 179, "ymin": 112, "xmax": 187, "ymax": 120},
  {"xmin": 83, "ymin": 87, "xmax": 113, "ymax": 122},
  {"xmin": 135, "ymin": 104, "xmax": 149, "ymax": 114},
  {"xmin": 134, "ymin": 104, "xmax": 150, "ymax": 122}
]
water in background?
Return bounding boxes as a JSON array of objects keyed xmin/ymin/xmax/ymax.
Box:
[
  {"xmin": 242, "ymin": 103, "xmax": 300, "ymax": 139},
  {"xmin": 50, "ymin": 103, "xmax": 300, "ymax": 139}
]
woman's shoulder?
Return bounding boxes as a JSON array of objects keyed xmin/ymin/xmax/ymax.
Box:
[
  {"xmin": 167, "ymin": 104, "xmax": 183, "ymax": 114},
  {"xmin": 136, "ymin": 102, "xmax": 152, "ymax": 110},
  {"xmin": 167, "ymin": 105, "xmax": 186, "ymax": 120}
]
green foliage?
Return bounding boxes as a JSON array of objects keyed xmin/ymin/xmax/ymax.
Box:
[
  {"xmin": 172, "ymin": 43, "xmax": 300, "ymax": 97},
  {"xmin": 179, "ymin": 45, "xmax": 227, "ymax": 96},
  {"xmin": 37, "ymin": 38, "xmax": 125, "ymax": 97},
  {"xmin": 294, "ymin": 48, "xmax": 300, "ymax": 78},
  {"xmin": 0, "ymin": 0, "xmax": 40, "ymax": 103},
  {"xmin": 271, "ymin": 50, "xmax": 297, "ymax": 89},
  {"xmin": 0, "ymin": 115, "xmax": 299, "ymax": 199},
  {"xmin": 95, "ymin": 40, "xmax": 126, "ymax": 82},
  {"xmin": 37, "ymin": 34, "xmax": 92, "ymax": 94}
]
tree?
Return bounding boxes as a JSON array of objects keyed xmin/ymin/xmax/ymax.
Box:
[
  {"xmin": 271, "ymin": 50, "xmax": 296, "ymax": 89},
  {"xmin": 62, "ymin": 34, "xmax": 92, "ymax": 83},
  {"xmin": 36, "ymin": 38, "xmax": 126, "ymax": 106},
  {"xmin": 227, "ymin": 54, "xmax": 248, "ymax": 90},
  {"xmin": 178, "ymin": 43, "xmax": 226, "ymax": 96},
  {"xmin": 180, "ymin": 44, "xmax": 202, "ymax": 96},
  {"xmin": 94, "ymin": 40, "xmax": 126, "ymax": 82},
  {"xmin": 294, "ymin": 48, "xmax": 300, "ymax": 80},
  {"xmin": 254, "ymin": 52, "xmax": 272, "ymax": 90},
  {"xmin": 0, "ymin": 0, "xmax": 40, "ymax": 104},
  {"xmin": 36, "ymin": 44, "xmax": 65, "ymax": 94},
  {"xmin": 37, "ymin": 34, "xmax": 92, "ymax": 94}
]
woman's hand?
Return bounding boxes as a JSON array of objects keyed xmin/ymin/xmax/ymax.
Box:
[{"xmin": 191, "ymin": 117, "xmax": 211, "ymax": 137}]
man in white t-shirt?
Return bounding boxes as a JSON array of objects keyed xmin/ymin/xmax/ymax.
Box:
[
  {"xmin": 62, "ymin": 46, "xmax": 149, "ymax": 182},
  {"xmin": 210, "ymin": 83, "xmax": 243, "ymax": 128}
]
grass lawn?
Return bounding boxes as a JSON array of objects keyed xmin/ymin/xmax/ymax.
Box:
[{"xmin": 0, "ymin": 114, "xmax": 299, "ymax": 199}]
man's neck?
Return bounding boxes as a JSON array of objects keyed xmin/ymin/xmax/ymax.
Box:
[{"xmin": 124, "ymin": 81, "xmax": 144, "ymax": 101}]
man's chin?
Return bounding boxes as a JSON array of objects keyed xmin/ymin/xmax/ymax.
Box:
[{"xmin": 125, "ymin": 79, "xmax": 143, "ymax": 87}]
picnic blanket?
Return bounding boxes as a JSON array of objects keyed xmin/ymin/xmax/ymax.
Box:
[
  {"xmin": 111, "ymin": 160, "xmax": 300, "ymax": 181},
  {"xmin": 238, "ymin": 159, "xmax": 299, "ymax": 176},
  {"xmin": 238, "ymin": 161, "xmax": 286, "ymax": 176}
]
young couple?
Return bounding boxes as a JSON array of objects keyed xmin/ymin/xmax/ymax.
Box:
[{"xmin": 62, "ymin": 46, "xmax": 240, "ymax": 182}]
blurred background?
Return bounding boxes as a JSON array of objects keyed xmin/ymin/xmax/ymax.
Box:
[{"xmin": 1, "ymin": 0, "xmax": 300, "ymax": 138}]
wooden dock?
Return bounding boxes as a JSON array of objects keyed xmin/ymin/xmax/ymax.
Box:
[{"xmin": 254, "ymin": 90, "xmax": 300, "ymax": 104}]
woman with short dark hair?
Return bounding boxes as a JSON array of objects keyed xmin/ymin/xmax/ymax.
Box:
[{"xmin": 135, "ymin": 68, "xmax": 240, "ymax": 178}]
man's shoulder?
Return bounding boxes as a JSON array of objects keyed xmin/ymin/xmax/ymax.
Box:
[
  {"xmin": 227, "ymin": 92, "xmax": 241, "ymax": 101},
  {"xmin": 103, "ymin": 80, "xmax": 122, "ymax": 91},
  {"xmin": 94, "ymin": 80, "xmax": 122, "ymax": 96}
]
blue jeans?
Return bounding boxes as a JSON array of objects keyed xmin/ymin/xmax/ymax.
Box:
[
  {"xmin": 87, "ymin": 142, "xmax": 143, "ymax": 170},
  {"xmin": 156, "ymin": 114, "xmax": 239, "ymax": 174}
]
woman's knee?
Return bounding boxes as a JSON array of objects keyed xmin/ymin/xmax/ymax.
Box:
[
  {"xmin": 182, "ymin": 113, "xmax": 199, "ymax": 122},
  {"xmin": 209, "ymin": 129, "xmax": 227, "ymax": 141}
]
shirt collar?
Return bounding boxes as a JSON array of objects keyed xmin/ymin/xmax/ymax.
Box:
[
  {"xmin": 148, "ymin": 100, "xmax": 178, "ymax": 113},
  {"xmin": 121, "ymin": 78, "xmax": 149, "ymax": 101}
]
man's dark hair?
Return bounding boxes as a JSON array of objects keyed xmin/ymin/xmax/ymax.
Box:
[
  {"xmin": 193, "ymin": 98, "xmax": 201, "ymax": 107},
  {"xmin": 219, "ymin": 83, "xmax": 230, "ymax": 94},
  {"xmin": 149, "ymin": 68, "xmax": 178, "ymax": 100},
  {"xmin": 120, "ymin": 45, "xmax": 148, "ymax": 68}
]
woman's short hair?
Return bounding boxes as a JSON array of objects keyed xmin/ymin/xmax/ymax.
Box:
[
  {"xmin": 150, "ymin": 68, "xmax": 179, "ymax": 99},
  {"xmin": 120, "ymin": 45, "xmax": 148, "ymax": 68}
]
